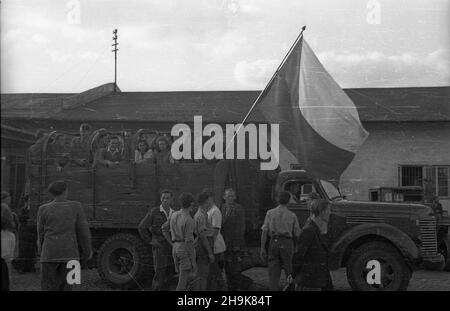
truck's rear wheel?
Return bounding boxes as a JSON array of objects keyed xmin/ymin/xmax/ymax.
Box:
[
  {"xmin": 97, "ymin": 233, "xmax": 153, "ymax": 289},
  {"xmin": 346, "ymin": 241, "xmax": 411, "ymax": 291},
  {"xmin": 438, "ymin": 235, "xmax": 450, "ymax": 271}
]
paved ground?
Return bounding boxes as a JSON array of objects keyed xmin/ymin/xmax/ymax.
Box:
[{"xmin": 9, "ymin": 266, "xmax": 450, "ymax": 291}]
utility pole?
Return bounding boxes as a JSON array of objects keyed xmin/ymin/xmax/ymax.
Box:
[{"xmin": 112, "ymin": 29, "xmax": 118, "ymax": 92}]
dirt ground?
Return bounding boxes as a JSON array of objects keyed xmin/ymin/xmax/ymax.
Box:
[{"xmin": 9, "ymin": 266, "xmax": 450, "ymax": 291}]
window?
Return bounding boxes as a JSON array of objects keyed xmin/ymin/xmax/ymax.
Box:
[
  {"xmin": 283, "ymin": 180, "xmax": 318, "ymax": 203},
  {"xmin": 400, "ymin": 166, "xmax": 422, "ymax": 186},
  {"xmin": 400, "ymin": 165, "xmax": 450, "ymax": 198}
]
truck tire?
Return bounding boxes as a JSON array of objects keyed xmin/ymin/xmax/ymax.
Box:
[
  {"xmin": 438, "ymin": 235, "xmax": 450, "ymax": 271},
  {"xmin": 97, "ymin": 233, "xmax": 153, "ymax": 289},
  {"xmin": 346, "ymin": 241, "xmax": 411, "ymax": 291}
]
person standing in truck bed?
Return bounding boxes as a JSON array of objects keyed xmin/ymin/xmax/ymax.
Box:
[
  {"xmin": 94, "ymin": 136, "xmax": 124, "ymax": 168},
  {"xmin": 70, "ymin": 123, "xmax": 92, "ymax": 167},
  {"xmin": 138, "ymin": 189, "xmax": 175, "ymax": 291},
  {"xmin": 260, "ymin": 191, "xmax": 301, "ymax": 291}
]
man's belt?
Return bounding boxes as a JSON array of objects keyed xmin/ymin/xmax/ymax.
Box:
[
  {"xmin": 172, "ymin": 239, "xmax": 184, "ymax": 243},
  {"xmin": 270, "ymin": 234, "xmax": 292, "ymax": 240}
]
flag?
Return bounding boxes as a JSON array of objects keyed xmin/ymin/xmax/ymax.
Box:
[{"xmin": 255, "ymin": 35, "xmax": 369, "ymax": 183}]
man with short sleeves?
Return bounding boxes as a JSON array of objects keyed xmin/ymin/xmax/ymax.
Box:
[
  {"xmin": 193, "ymin": 192, "xmax": 215, "ymax": 290},
  {"xmin": 205, "ymin": 189, "xmax": 226, "ymax": 290},
  {"xmin": 260, "ymin": 191, "xmax": 301, "ymax": 291},
  {"xmin": 162, "ymin": 192, "xmax": 196, "ymax": 291}
]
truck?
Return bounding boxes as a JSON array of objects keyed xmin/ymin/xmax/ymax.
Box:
[{"xmin": 21, "ymin": 128, "xmax": 450, "ymax": 291}]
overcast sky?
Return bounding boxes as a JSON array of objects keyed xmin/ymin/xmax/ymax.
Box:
[{"xmin": 1, "ymin": 0, "xmax": 449, "ymax": 93}]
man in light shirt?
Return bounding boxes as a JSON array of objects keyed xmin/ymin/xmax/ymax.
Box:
[
  {"xmin": 162, "ymin": 193, "xmax": 197, "ymax": 291},
  {"xmin": 2, "ymin": 203, "xmax": 16, "ymax": 291},
  {"xmin": 204, "ymin": 189, "xmax": 226, "ymax": 290}
]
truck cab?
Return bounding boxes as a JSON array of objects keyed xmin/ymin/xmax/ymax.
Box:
[{"xmin": 275, "ymin": 169, "xmax": 450, "ymax": 290}]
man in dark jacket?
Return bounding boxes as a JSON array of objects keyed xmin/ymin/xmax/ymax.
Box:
[
  {"xmin": 37, "ymin": 181, "xmax": 92, "ymax": 291},
  {"xmin": 221, "ymin": 188, "xmax": 253, "ymax": 290},
  {"xmin": 292, "ymin": 199, "xmax": 332, "ymax": 291},
  {"xmin": 138, "ymin": 189, "xmax": 174, "ymax": 290}
]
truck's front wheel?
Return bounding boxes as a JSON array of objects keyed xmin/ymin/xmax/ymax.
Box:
[
  {"xmin": 97, "ymin": 233, "xmax": 153, "ymax": 289},
  {"xmin": 346, "ymin": 241, "xmax": 411, "ymax": 291}
]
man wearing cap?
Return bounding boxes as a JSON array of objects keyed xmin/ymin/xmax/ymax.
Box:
[
  {"xmin": 37, "ymin": 180, "xmax": 92, "ymax": 290},
  {"xmin": 260, "ymin": 191, "xmax": 301, "ymax": 291}
]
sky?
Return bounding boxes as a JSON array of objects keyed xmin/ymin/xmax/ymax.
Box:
[{"xmin": 1, "ymin": 0, "xmax": 449, "ymax": 93}]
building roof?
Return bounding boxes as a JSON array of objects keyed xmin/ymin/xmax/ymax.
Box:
[{"xmin": 1, "ymin": 85, "xmax": 449, "ymax": 123}]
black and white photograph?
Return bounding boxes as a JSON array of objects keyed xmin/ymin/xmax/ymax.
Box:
[{"xmin": 1, "ymin": 0, "xmax": 449, "ymax": 296}]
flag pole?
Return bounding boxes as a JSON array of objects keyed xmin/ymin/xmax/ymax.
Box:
[{"xmin": 224, "ymin": 25, "xmax": 306, "ymax": 154}]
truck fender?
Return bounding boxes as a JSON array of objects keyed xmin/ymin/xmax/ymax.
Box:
[{"xmin": 329, "ymin": 223, "xmax": 419, "ymax": 270}]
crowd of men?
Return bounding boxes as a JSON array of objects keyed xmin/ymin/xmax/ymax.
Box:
[{"xmin": 138, "ymin": 188, "xmax": 252, "ymax": 291}]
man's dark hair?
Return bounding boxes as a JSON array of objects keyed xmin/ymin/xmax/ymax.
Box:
[
  {"xmin": 137, "ymin": 139, "xmax": 149, "ymax": 150},
  {"xmin": 48, "ymin": 180, "xmax": 67, "ymax": 197},
  {"xmin": 197, "ymin": 192, "xmax": 210, "ymax": 206},
  {"xmin": 179, "ymin": 192, "xmax": 194, "ymax": 209},
  {"xmin": 201, "ymin": 188, "xmax": 214, "ymax": 199},
  {"xmin": 277, "ymin": 191, "xmax": 291, "ymax": 205},
  {"xmin": 310, "ymin": 199, "xmax": 329, "ymax": 217},
  {"xmin": 160, "ymin": 189, "xmax": 173, "ymax": 198}
]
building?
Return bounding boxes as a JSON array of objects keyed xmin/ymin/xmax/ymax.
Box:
[{"xmin": 2, "ymin": 83, "xmax": 449, "ymax": 211}]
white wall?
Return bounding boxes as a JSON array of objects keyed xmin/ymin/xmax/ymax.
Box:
[{"xmin": 340, "ymin": 122, "xmax": 450, "ymax": 212}]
